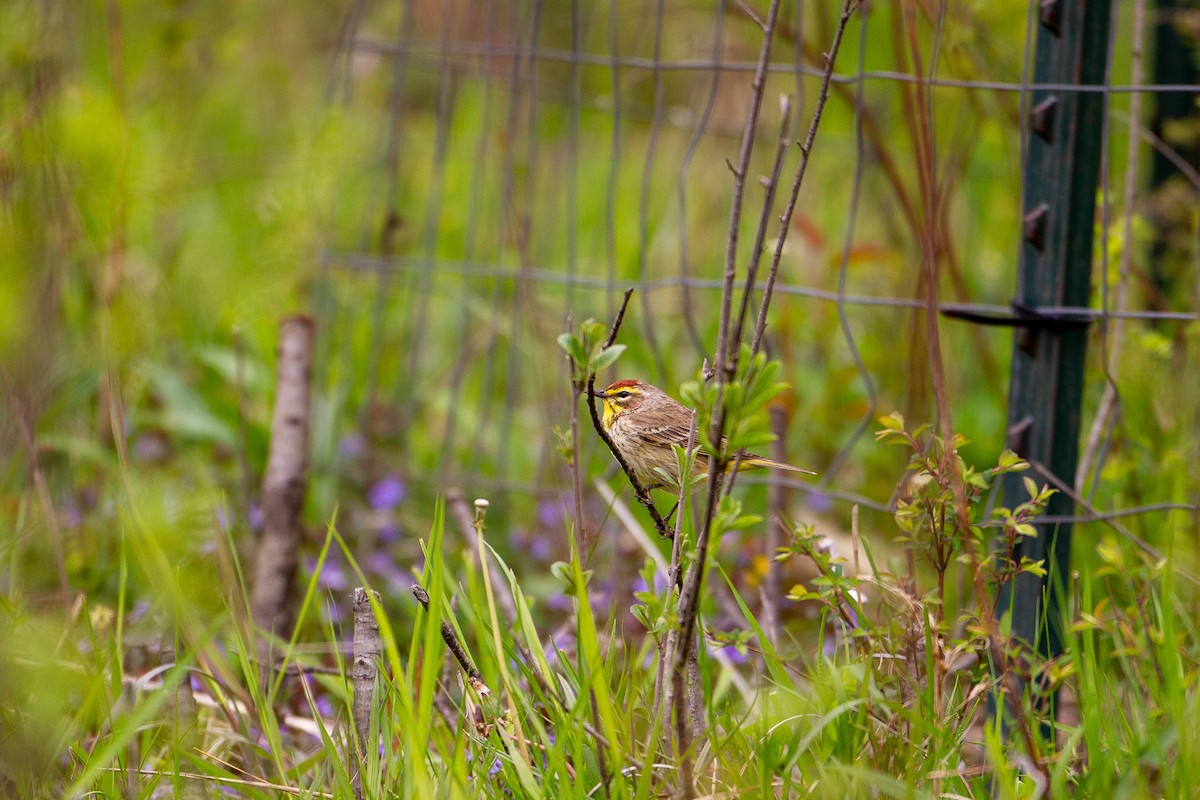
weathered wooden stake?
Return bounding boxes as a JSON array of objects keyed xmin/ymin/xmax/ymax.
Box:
[
  {"xmin": 352, "ymin": 587, "xmax": 382, "ymax": 800},
  {"xmin": 249, "ymin": 316, "xmax": 315, "ymax": 650}
]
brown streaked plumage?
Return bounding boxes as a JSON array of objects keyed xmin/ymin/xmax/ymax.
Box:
[{"xmin": 594, "ymin": 379, "xmax": 815, "ymax": 491}]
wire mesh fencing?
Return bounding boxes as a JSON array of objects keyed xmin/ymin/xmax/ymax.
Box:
[{"xmin": 312, "ymin": 0, "xmax": 1199, "ymax": 585}]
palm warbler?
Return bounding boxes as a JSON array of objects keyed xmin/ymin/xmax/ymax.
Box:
[{"xmin": 594, "ymin": 379, "xmax": 814, "ymax": 491}]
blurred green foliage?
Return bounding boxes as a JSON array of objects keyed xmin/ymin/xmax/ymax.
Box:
[{"xmin": 1, "ymin": 0, "xmax": 1199, "ymax": 794}]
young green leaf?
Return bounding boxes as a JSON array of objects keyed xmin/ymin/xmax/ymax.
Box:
[
  {"xmin": 589, "ymin": 344, "xmax": 625, "ymax": 372},
  {"xmin": 556, "ymin": 333, "xmax": 586, "ymax": 368}
]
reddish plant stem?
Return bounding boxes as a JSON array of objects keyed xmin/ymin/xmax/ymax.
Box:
[{"xmin": 898, "ymin": 0, "xmax": 1045, "ymax": 773}]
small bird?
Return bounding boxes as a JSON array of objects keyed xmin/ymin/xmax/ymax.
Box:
[{"xmin": 594, "ymin": 379, "xmax": 815, "ymax": 492}]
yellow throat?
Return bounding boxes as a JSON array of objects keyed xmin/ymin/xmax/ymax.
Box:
[{"xmin": 601, "ymin": 398, "xmax": 620, "ymax": 430}]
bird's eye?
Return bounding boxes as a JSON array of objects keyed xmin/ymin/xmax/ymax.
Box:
[{"xmin": 616, "ymin": 391, "xmax": 630, "ymax": 398}]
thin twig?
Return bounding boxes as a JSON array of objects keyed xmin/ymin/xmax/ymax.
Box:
[
  {"xmin": 713, "ymin": 0, "xmax": 783, "ymax": 386},
  {"xmin": 654, "ymin": 408, "xmax": 700, "ymax": 748},
  {"xmin": 720, "ymin": 95, "xmax": 796, "ymax": 501},
  {"xmin": 585, "ymin": 288, "xmax": 671, "ymax": 537},
  {"xmin": 724, "ymin": 1, "xmax": 857, "ymax": 498},
  {"xmin": 729, "ymin": 94, "xmax": 793, "ymax": 355},
  {"xmin": 751, "ymin": 0, "xmax": 864, "ymax": 358},
  {"xmin": 672, "ymin": 2, "xmax": 813, "ymax": 792},
  {"xmin": 411, "ymin": 584, "xmax": 491, "ymax": 696}
]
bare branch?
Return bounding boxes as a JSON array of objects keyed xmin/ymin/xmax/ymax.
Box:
[
  {"xmin": 750, "ymin": 0, "xmax": 864, "ymax": 357},
  {"xmin": 411, "ymin": 584, "xmax": 491, "ymax": 695},
  {"xmin": 670, "ymin": 0, "xmax": 861, "ymax": 781},
  {"xmin": 729, "ymin": 94, "xmax": 794, "ymax": 358}
]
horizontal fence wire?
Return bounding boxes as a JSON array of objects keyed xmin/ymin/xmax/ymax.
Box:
[
  {"xmin": 324, "ymin": 0, "xmax": 1200, "ymax": 557},
  {"xmin": 322, "ymin": 251, "xmax": 1200, "ymax": 322},
  {"xmin": 353, "ymin": 37, "xmax": 1200, "ymax": 95}
]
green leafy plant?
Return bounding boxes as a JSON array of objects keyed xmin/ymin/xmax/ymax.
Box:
[{"xmin": 557, "ymin": 320, "xmax": 626, "ymax": 391}]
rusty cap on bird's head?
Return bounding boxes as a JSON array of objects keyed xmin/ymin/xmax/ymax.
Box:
[{"xmin": 594, "ymin": 379, "xmax": 646, "ymax": 398}]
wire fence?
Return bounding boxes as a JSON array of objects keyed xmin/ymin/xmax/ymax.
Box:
[{"xmin": 315, "ymin": 0, "xmax": 1199, "ymax": 562}]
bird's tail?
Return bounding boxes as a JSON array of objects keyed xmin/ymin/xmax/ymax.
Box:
[{"xmin": 734, "ymin": 455, "xmax": 817, "ymax": 476}]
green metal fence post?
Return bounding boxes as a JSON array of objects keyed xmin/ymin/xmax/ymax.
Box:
[{"xmin": 997, "ymin": 0, "xmax": 1112, "ymax": 733}]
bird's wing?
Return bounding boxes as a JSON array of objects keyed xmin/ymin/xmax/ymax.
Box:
[
  {"xmin": 636, "ymin": 423, "xmax": 728, "ymax": 456},
  {"xmin": 635, "ymin": 421, "xmax": 698, "ymax": 450}
]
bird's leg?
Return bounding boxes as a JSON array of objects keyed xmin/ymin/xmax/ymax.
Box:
[{"xmin": 662, "ymin": 501, "xmax": 680, "ymax": 527}]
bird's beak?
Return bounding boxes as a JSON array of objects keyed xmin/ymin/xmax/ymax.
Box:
[{"xmin": 592, "ymin": 388, "xmax": 608, "ymax": 399}]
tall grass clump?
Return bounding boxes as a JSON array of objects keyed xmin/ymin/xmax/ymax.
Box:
[{"xmin": 23, "ymin": 398, "xmax": 1196, "ymax": 798}]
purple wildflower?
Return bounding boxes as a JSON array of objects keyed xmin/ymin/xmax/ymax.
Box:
[
  {"xmin": 536, "ymin": 497, "xmax": 568, "ymax": 529},
  {"xmin": 132, "ymin": 432, "xmax": 170, "ymax": 463},
  {"xmin": 368, "ymin": 475, "xmax": 406, "ymax": 511},
  {"xmin": 710, "ymin": 643, "xmax": 750, "ymax": 665},
  {"xmin": 634, "ymin": 570, "xmax": 670, "ymax": 594},
  {"xmin": 365, "ymin": 550, "xmax": 407, "ymax": 587},
  {"xmin": 339, "ymin": 432, "xmax": 366, "ymax": 460},
  {"xmin": 528, "ymin": 534, "xmax": 553, "ymax": 560},
  {"xmin": 63, "ymin": 503, "xmax": 82, "ymax": 527},
  {"xmin": 306, "ymin": 557, "xmax": 348, "ymax": 591},
  {"xmin": 653, "ymin": 570, "xmax": 670, "ymax": 593},
  {"xmin": 808, "ymin": 491, "xmax": 834, "ymax": 514},
  {"xmin": 378, "ymin": 521, "xmax": 402, "ymax": 544},
  {"xmin": 546, "ymin": 594, "xmax": 572, "ymax": 612},
  {"xmin": 544, "ymin": 631, "xmax": 577, "ymax": 666},
  {"xmin": 129, "ymin": 600, "xmax": 151, "ymax": 624},
  {"xmin": 247, "ymin": 502, "xmax": 264, "ymax": 532}
]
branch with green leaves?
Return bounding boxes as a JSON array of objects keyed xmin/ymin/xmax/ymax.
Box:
[{"xmin": 558, "ymin": 289, "xmax": 671, "ymax": 539}]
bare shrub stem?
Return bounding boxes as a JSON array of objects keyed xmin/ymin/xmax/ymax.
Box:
[{"xmin": 670, "ymin": 3, "xmax": 861, "ymax": 783}]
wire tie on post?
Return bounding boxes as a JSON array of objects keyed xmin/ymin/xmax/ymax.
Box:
[{"xmin": 940, "ymin": 300, "xmax": 1093, "ymax": 331}]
